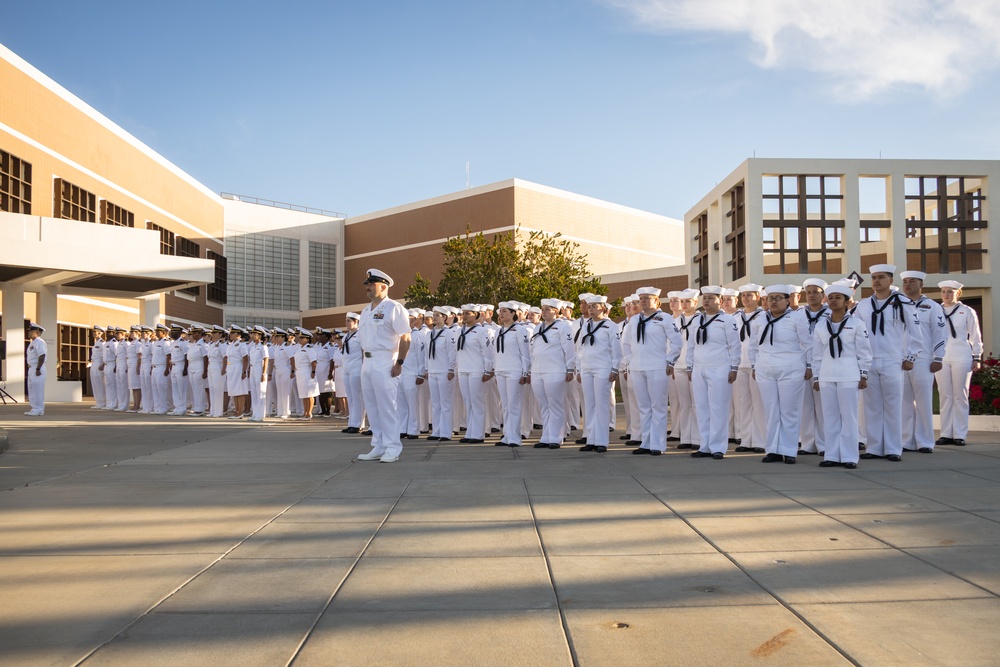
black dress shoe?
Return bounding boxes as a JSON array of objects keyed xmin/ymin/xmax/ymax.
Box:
[
  {"xmin": 632, "ymin": 448, "xmax": 652, "ymax": 455},
  {"xmin": 667, "ymin": 436, "xmax": 681, "ymax": 442},
  {"xmin": 548, "ymin": 443, "xmax": 561, "ymax": 449},
  {"xmin": 609, "ymin": 426, "xmax": 614, "ymax": 432},
  {"xmin": 677, "ymin": 443, "xmax": 693, "ymax": 450},
  {"xmin": 495, "ymin": 441, "xmax": 509, "ymax": 446},
  {"xmin": 533, "ymin": 442, "xmax": 548, "ymax": 448},
  {"xmin": 858, "ymin": 442, "xmax": 866, "ymax": 450},
  {"xmin": 844, "ymin": 462, "xmax": 858, "ymax": 469},
  {"xmin": 752, "ymin": 447, "xmax": 765, "ymax": 453},
  {"xmin": 400, "ymin": 433, "xmax": 408, "ymax": 439},
  {"xmin": 935, "ymin": 436, "xmax": 954, "ymax": 446},
  {"xmin": 761, "ymin": 453, "xmax": 782, "ymax": 463},
  {"xmin": 360, "ymin": 430, "xmax": 373, "ymax": 436},
  {"xmin": 887, "ymin": 454, "xmax": 902, "ymax": 462},
  {"xmin": 783, "ymin": 456, "xmax": 797, "ymax": 464},
  {"xmin": 819, "ymin": 460, "xmax": 844, "ymax": 467},
  {"xmin": 533, "ymin": 424, "xmax": 543, "ymax": 430},
  {"xmin": 426, "ymin": 436, "xmax": 441, "ymax": 441},
  {"xmin": 420, "ymin": 430, "xmax": 429, "ymax": 434},
  {"xmin": 728, "ymin": 438, "xmax": 741, "ymax": 444},
  {"xmin": 469, "ymin": 439, "xmax": 485, "ymax": 444},
  {"xmin": 491, "ymin": 428, "xmax": 501, "ymax": 433},
  {"xmin": 459, "ymin": 427, "xmax": 467, "ymax": 432},
  {"xmin": 342, "ymin": 427, "xmax": 360, "ymax": 434},
  {"xmin": 713, "ymin": 453, "xmax": 725, "ymax": 460},
  {"xmin": 690, "ymin": 451, "xmax": 713, "ymax": 458},
  {"xmin": 734, "ymin": 446, "xmax": 753, "ymax": 453},
  {"xmin": 438, "ymin": 438, "xmax": 452, "ymax": 442},
  {"xmin": 626, "ymin": 440, "xmax": 642, "ymax": 446},
  {"xmin": 859, "ymin": 453, "xmax": 883, "ymax": 459},
  {"xmin": 406, "ymin": 434, "xmax": 420, "ymax": 440},
  {"xmin": 954, "ymin": 439, "xmax": 966, "ymax": 446},
  {"xmin": 459, "ymin": 438, "xmax": 471, "ymax": 443},
  {"xmin": 797, "ymin": 450, "xmax": 819, "ymax": 456},
  {"xmin": 508, "ymin": 442, "xmax": 520, "ymax": 447},
  {"xmin": 649, "ymin": 449, "xmax": 662, "ymax": 456},
  {"xmin": 595, "ymin": 446, "xmax": 608, "ymax": 453},
  {"xmin": 575, "ymin": 437, "xmax": 588, "ymax": 445},
  {"xmin": 579, "ymin": 444, "xmax": 597, "ymax": 451},
  {"xmin": 918, "ymin": 447, "xmax": 933, "ymax": 453},
  {"xmin": 620, "ymin": 434, "xmax": 630, "ymax": 440}
]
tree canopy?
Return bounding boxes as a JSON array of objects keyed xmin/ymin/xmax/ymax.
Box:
[{"xmin": 402, "ymin": 227, "xmax": 615, "ymax": 315}]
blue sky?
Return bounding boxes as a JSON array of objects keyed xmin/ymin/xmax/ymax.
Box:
[{"xmin": 4, "ymin": 0, "xmax": 999, "ymax": 219}]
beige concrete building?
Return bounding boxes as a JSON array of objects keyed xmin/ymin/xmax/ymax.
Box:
[{"xmin": 686, "ymin": 158, "xmax": 998, "ymax": 354}]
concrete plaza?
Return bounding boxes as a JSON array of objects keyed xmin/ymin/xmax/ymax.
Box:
[{"xmin": 1, "ymin": 403, "xmax": 999, "ymax": 666}]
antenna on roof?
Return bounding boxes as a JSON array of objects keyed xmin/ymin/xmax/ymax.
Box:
[{"xmin": 466, "ymin": 161, "xmax": 470, "ymax": 189}]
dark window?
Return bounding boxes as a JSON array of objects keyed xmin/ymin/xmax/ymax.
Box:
[
  {"xmin": 761, "ymin": 174, "xmax": 844, "ymax": 274},
  {"xmin": 904, "ymin": 176, "xmax": 987, "ymax": 273},
  {"xmin": 175, "ymin": 236, "xmax": 201, "ymax": 295},
  {"xmin": 0, "ymin": 149, "xmax": 32, "ymax": 213},
  {"xmin": 207, "ymin": 250, "xmax": 228, "ymax": 304},
  {"xmin": 53, "ymin": 178, "xmax": 97, "ymax": 222},
  {"xmin": 58, "ymin": 324, "xmax": 93, "ymax": 392},
  {"xmin": 724, "ymin": 184, "xmax": 746, "ymax": 282},
  {"xmin": 100, "ymin": 200, "xmax": 135, "ymax": 227},
  {"xmin": 147, "ymin": 222, "xmax": 175, "ymax": 256},
  {"xmin": 692, "ymin": 213, "xmax": 709, "ymax": 287}
]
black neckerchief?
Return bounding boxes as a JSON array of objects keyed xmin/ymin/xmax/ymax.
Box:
[
  {"xmin": 496, "ymin": 324, "xmax": 517, "ymax": 353},
  {"xmin": 429, "ymin": 328, "xmax": 447, "ymax": 358},
  {"xmin": 870, "ymin": 293, "xmax": 905, "ymax": 336},
  {"xmin": 343, "ymin": 332, "xmax": 354, "ymax": 354},
  {"xmin": 636, "ymin": 310, "xmax": 660, "ymax": 343},
  {"xmin": 759, "ymin": 309, "xmax": 790, "ymax": 346},
  {"xmin": 740, "ymin": 309, "xmax": 761, "ymax": 342},
  {"xmin": 805, "ymin": 306, "xmax": 828, "ymax": 334},
  {"xmin": 457, "ymin": 324, "xmax": 478, "ymax": 351},
  {"xmin": 678, "ymin": 313, "xmax": 696, "ymax": 341},
  {"xmin": 574, "ymin": 317, "xmax": 589, "ymax": 343},
  {"xmin": 827, "ymin": 317, "xmax": 848, "ymax": 358},
  {"xmin": 696, "ymin": 312, "xmax": 721, "ymax": 344},
  {"xmin": 582, "ymin": 319, "xmax": 608, "ymax": 346},
  {"xmin": 533, "ymin": 321, "xmax": 557, "ymax": 343},
  {"xmin": 943, "ymin": 304, "xmax": 960, "ymax": 338}
]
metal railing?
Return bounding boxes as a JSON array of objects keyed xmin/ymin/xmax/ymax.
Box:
[{"xmin": 221, "ymin": 192, "xmax": 346, "ymax": 219}]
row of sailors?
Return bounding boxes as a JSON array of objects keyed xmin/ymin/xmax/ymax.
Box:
[
  {"xmin": 344, "ymin": 266, "xmax": 983, "ymax": 467},
  {"xmin": 88, "ymin": 323, "xmax": 354, "ymax": 422}
]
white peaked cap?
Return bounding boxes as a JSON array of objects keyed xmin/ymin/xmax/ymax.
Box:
[
  {"xmin": 364, "ymin": 268, "xmax": 394, "ymax": 287},
  {"xmin": 346, "ymin": 312, "xmax": 360, "ymax": 320}
]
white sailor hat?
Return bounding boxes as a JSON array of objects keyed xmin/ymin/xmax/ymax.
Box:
[
  {"xmin": 529, "ymin": 306, "xmax": 542, "ymax": 314},
  {"xmin": 578, "ymin": 292, "xmax": 595, "ymax": 302},
  {"xmin": 678, "ymin": 289, "xmax": 700, "ymax": 300},
  {"xmin": 497, "ymin": 301, "xmax": 515, "ymax": 310},
  {"xmin": 623, "ymin": 295, "xmax": 638, "ymax": 304},
  {"xmin": 460, "ymin": 303, "xmax": 479, "ymax": 312},
  {"xmin": 833, "ymin": 277, "xmax": 858, "ymax": 289},
  {"xmin": 721, "ymin": 288, "xmax": 740, "ymax": 297},
  {"xmin": 869, "ymin": 263, "xmax": 896, "ymax": 275},
  {"xmin": 345, "ymin": 312, "xmax": 360, "ymax": 321},
  {"xmin": 585, "ymin": 294, "xmax": 608, "ymax": 305},
  {"xmin": 900, "ymin": 270, "xmax": 927, "ymax": 281},
  {"xmin": 363, "ymin": 268, "xmax": 393, "ymax": 287},
  {"xmin": 666, "ymin": 291, "xmax": 681, "ymax": 299},
  {"xmin": 938, "ymin": 280, "xmax": 964, "ymax": 290},
  {"xmin": 432, "ymin": 305, "xmax": 449, "ymax": 315},
  {"xmin": 129, "ymin": 324, "xmax": 141, "ymax": 332},
  {"xmin": 636, "ymin": 286, "xmax": 662, "ymax": 297},
  {"xmin": 788, "ymin": 285, "xmax": 803, "ymax": 294},
  {"xmin": 481, "ymin": 304, "xmax": 494, "ymax": 311},
  {"xmin": 443, "ymin": 306, "xmax": 459, "ymax": 316},
  {"xmin": 802, "ymin": 278, "xmax": 828, "ymax": 290},
  {"xmin": 540, "ymin": 298, "xmax": 562, "ymax": 309},
  {"xmin": 93, "ymin": 325, "xmax": 106, "ymax": 332},
  {"xmin": 700, "ymin": 285, "xmax": 723, "ymax": 296},
  {"xmin": 825, "ymin": 284, "xmax": 854, "ymax": 299},
  {"xmin": 763, "ymin": 284, "xmax": 792, "ymax": 296},
  {"xmin": 27, "ymin": 321, "xmax": 45, "ymax": 332},
  {"xmin": 738, "ymin": 283, "xmax": 764, "ymax": 293},
  {"xmin": 407, "ymin": 308, "xmax": 421, "ymax": 317}
]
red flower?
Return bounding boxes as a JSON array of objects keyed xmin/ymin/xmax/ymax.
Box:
[
  {"xmin": 993, "ymin": 398, "xmax": 1000, "ymax": 409},
  {"xmin": 986, "ymin": 358, "xmax": 1000, "ymax": 367},
  {"xmin": 970, "ymin": 385, "xmax": 984, "ymax": 401}
]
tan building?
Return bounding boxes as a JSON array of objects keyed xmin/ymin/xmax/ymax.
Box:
[
  {"xmin": 1, "ymin": 43, "xmax": 224, "ymax": 401},
  {"xmin": 686, "ymin": 158, "xmax": 998, "ymax": 354}
]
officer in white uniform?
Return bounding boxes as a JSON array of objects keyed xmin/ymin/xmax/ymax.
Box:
[
  {"xmin": 454, "ymin": 304, "xmax": 495, "ymax": 444},
  {"xmin": 166, "ymin": 325, "xmax": 190, "ymax": 416},
  {"xmin": 576, "ymin": 295, "xmax": 622, "ymax": 453},
  {"xmin": 936, "ymin": 280, "xmax": 984, "ymax": 446},
  {"xmin": 673, "ymin": 289, "xmax": 701, "ymax": 449},
  {"xmin": 811, "ymin": 283, "xmax": 872, "ymax": 468},
  {"xmin": 185, "ymin": 327, "xmax": 209, "ymax": 415},
  {"xmin": 113, "ymin": 327, "xmax": 129, "ymax": 411},
  {"xmin": 291, "ymin": 330, "xmax": 319, "ymax": 419},
  {"xmin": 616, "ymin": 296, "xmax": 638, "ymax": 442},
  {"xmin": 529, "ymin": 298, "xmax": 577, "ymax": 448},
  {"xmin": 101, "ymin": 326, "xmax": 118, "ymax": 410},
  {"xmin": 749, "ymin": 284, "xmax": 814, "ymax": 464},
  {"xmin": 24, "ymin": 322, "xmax": 47, "ymax": 416},
  {"xmin": 733, "ymin": 284, "xmax": 766, "ymax": 453},
  {"xmin": 798, "ymin": 278, "xmax": 830, "ymax": 455},
  {"xmin": 426, "ymin": 306, "xmax": 457, "ymax": 441},
  {"xmin": 900, "ymin": 270, "xmax": 947, "ymax": 452},
  {"xmin": 245, "ymin": 325, "xmax": 270, "ymax": 422},
  {"xmin": 150, "ymin": 324, "xmax": 171, "ymax": 414},
  {"xmin": 89, "ymin": 326, "xmax": 107, "ymax": 409},
  {"xmin": 340, "ymin": 313, "xmax": 367, "ymax": 433},
  {"xmin": 494, "ymin": 301, "xmax": 531, "ymax": 447},
  {"xmin": 621, "ymin": 287, "xmax": 682, "ymax": 456},
  {"xmin": 224, "ymin": 325, "xmax": 250, "ymax": 419},
  {"xmin": 125, "ymin": 325, "xmax": 143, "ymax": 412},
  {"xmin": 138, "ymin": 326, "xmax": 154, "ymax": 413},
  {"xmin": 206, "ymin": 326, "xmax": 228, "ymax": 417},
  {"xmin": 356, "ymin": 269, "xmax": 412, "ymax": 463},
  {"xmin": 479, "ymin": 305, "xmax": 502, "ymax": 435},
  {"xmin": 568, "ymin": 294, "xmax": 593, "ymax": 441},
  {"xmin": 665, "ymin": 291, "xmax": 684, "ymax": 443},
  {"xmin": 398, "ymin": 309, "xmax": 429, "ymax": 438},
  {"xmin": 687, "ymin": 286, "xmax": 741, "ymax": 459},
  {"xmin": 314, "ymin": 328, "xmax": 335, "ymax": 417},
  {"xmin": 853, "ymin": 264, "xmax": 924, "ymax": 461}
]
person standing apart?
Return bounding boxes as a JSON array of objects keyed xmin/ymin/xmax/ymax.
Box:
[
  {"xmin": 936, "ymin": 280, "xmax": 983, "ymax": 447},
  {"xmin": 853, "ymin": 265, "xmax": 924, "ymax": 462},
  {"xmin": 426, "ymin": 306, "xmax": 457, "ymax": 442},
  {"xmin": 529, "ymin": 299, "xmax": 577, "ymax": 449},
  {"xmin": 688, "ymin": 286, "xmax": 741, "ymax": 459},
  {"xmin": 900, "ymin": 271, "xmax": 946, "ymax": 453},
  {"xmin": 577, "ymin": 295, "xmax": 622, "ymax": 453},
  {"xmin": 24, "ymin": 322, "xmax": 47, "ymax": 416},
  {"xmin": 355, "ymin": 269, "xmax": 411, "ymax": 462},
  {"xmin": 811, "ymin": 283, "xmax": 872, "ymax": 469},
  {"xmin": 494, "ymin": 301, "xmax": 531, "ymax": 447},
  {"xmin": 749, "ymin": 285, "xmax": 813, "ymax": 464}
]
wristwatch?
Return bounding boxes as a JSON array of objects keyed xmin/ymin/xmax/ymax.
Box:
[{"xmin": 396, "ymin": 359, "xmax": 405, "ymax": 366}]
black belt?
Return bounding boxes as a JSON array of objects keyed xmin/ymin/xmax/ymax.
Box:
[{"xmin": 364, "ymin": 352, "xmax": 371, "ymax": 357}]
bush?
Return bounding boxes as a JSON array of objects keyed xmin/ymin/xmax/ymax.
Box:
[{"xmin": 970, "ymin": 355, "xmax": 1000, "ymax": 415}]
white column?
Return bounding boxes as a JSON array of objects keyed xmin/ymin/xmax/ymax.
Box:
[
  {"xmin": 2, "ymin": 283, "xmax": 26, "ymax": 402},
  {"xmin": 138, "ymin": 295, "xmax": 162, "ymax": 329},
  {"xmin": 37, "ymin": 284, "xmax": 80, "ymax": 402}
]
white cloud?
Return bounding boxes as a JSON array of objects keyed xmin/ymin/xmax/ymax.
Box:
[{"xmin": 606, "ymin": 0, "xmax": 1000, "ymax": 98}]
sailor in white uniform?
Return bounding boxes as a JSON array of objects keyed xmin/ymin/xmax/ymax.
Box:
[
  {"xmin": 398, "ymin": 309, "xmax": 429, "ymax": 438},
  {"xmin": 494, "ymin": 301, "xmax": 531, "ymax": 447},
  {"xmin": 340, "ymin": 313, "xmax": 367, "ymax": 433},
  {"xmin": 900, "ymin": 270, "xmax": 947, "ymax": 452},
  {"xmin": 206, "ymin": 326, "xmax": 228, "ymax": 417},
  {"xmin": 454, "ymin": 304, "xmax": 495, "ymax": 444},
  {"xmin": 935, "ymin": 280, "xmax": 984, "ymax": 447},
  {"xmin": 665, "ymin": 291, "xmax": 684, "ymax": 443},
  {"xmin": 749, "ymin": 284, "xmax": 814, "ymax": 464},
  {"xmin": 355, "ymin": 269, "xmax": 412, "ymax": 462},
  {"xmin": 733, "ymin": 284, "xmax": 766, "ymax": 453},
  {"xmin": 150, "ymin": 325, "xmax": 171, "ymax": 414},
  {"xmin": 125, "ymin": 325, "xmax": 143, "ymax": 412},
  {"xmin": 101, "ymin": 326, "xmax": 118, "ymax": 410},
  {"xmin": 113, "ymin": 326, "xmax": 129, "ymax": 411},
  {"xmin": 89, "ymin": 326, "xmax": 107, "ymax": 409},
  {"xmin": 426, "ymin": 306, "xmax": 457, "ymax": 441},
  {"xmin": 798, "ymin": 278, "xmax": 830, "ymax": 455},
  {"xmin": 853, "ymin": 264, "xmax": 924, "ymax": 461},
  {"xmin": 224, "ymin": 325, "xmax": 250, "ymax": 419},
  {"xmin": 811, "ymin": 283, "xmax": 872, "ymax": 468},
  {"xmin": 291, "ymin": 330, "xmax": 319, "ymax": 420},
  {"xmin": 138, "ymin": 326, "xmax": 154, "ymax": 413},
  {"xmin": 248, "ymin": 325, "xmax": 271, "ymax": 422},
  {"xmin": 529, "ymin": 298, "xmax": 577, "ymax": 448},
  {"xmin": 617, "ymin": 295, "xmax": 639, "ymax": 443},
  {"xmin": 184, "ymin": 327, "xmax": 209, "ymax": 416},
  {"xmin": 687, "ymin": 286, "xmax": 741, "ymax": 459},
  {"xmin": 576, "ymin": 295, "xmax": 622, "ymax": 453},
  {"xmin": 24, "ymin": 322, "xmax": 47, "ymax": 416},
  {"xmin": 673, "ymin": 289, "xmax": 701, "ymax": 450}
]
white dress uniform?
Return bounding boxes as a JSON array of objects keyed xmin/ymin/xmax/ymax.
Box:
[
  {"xmin": 358, "ymin": 296, "xmax": 411, "ymax": 458},
  {"xmin": 114, "ymin": 336, "xmax": 129, "ymax": 410},
  {"xmin": 341, "ymin": 329, "xmax": 366, "ymax": 429},
  {"xmin": 577, "ymin": 317, "xmax": 623, "ymax": 449},
  {"xmin": 617, "ymin": 317, "xmax": 634, "ymax": 439},
  {"xmin": 799, "ymin": 306, "xmax": 830, "ymax": 454},
  {"xmin": 566, "ymin": 317, "xmax": 586, "ymax": 434},
  {"xmin": 529, "ymin": 318, "xmax": 576, "ymax": 446},
  {"xmin": 207, "ymin": 338, "xmax": 227, "ymax": 417},
  {"xmin": 687, "ymin": 311, "xmax": 741, "ymax": 455},
  {"xmin": 90, "ymin": 336, "xmax": 106, "ymax": 408},
  {"xmin": 902, "ymin": 294, "xmax": 946, "ymax": 450},
  {"xmin": 332, "ymin": 344, "xmax": 346, "ymax": 399},
  {"xmin": 416, "ymin": 324, "xmax": 432, "ymax": 432},
  {"xmin": 936, "ymin": 300, "xmax": 984, "ymax": 442},
  {"xmin": 293, "ymin": 343, "xmax": 320, "ymax": 400},
  {"xmin": 266, "ymin": 340, "xmax": 278, "ymax": 415},
  {"xmin": 748, "ymin": 307, "xmax": 814, "ymax": 458},
  {"xmin": 450, "ymin": 323, "xmax": 467, "ymax": 433},
  {"xmin": 483, "ymin": 320, "xmax": 503, "ymax": 433},
  {"xmin": 520, "ymin": 320, "xmax": 538, "ymax": 438},
  {"xmin": 186, "ymin": 338, "xmax": 208, "ymax": 415},
  {"xmin": 734, "ymin": 308, "xmax": 766, "ymax": 452},
  {"xmin": 673, "ymin": 313, "xmax": 701, "ymax": 448},
  {"xmin": 139, "ymin": 336, "xmax": 154, "ymax": 413},
  {"xmin": 150, "ymin": 336, "xmax": 171, "ymax": 414},
  {"xmin": 168, "ymin": 337, "xmax": 190, "ymax": 415},
  {"xmin": 853, "ymin": 292, "xmax": 924, "ymax": 457},
  {"xmin": 397, "ymin": 326, "xmax": 428, "ymax": 436},
  {"xmin": 25, "ymin": 334, "xmax": 47, "ymax": 414},
  {"xmin": 126, "ymin": 338, "xmax": 142, "ymax": 397},
  {"xmin": 494, "ymin": 321, "xmax": 531, "ymax": 446},
  {"xmin": 426, "ymin": 324, "xmax": 457, "ymax": 440},
  {"xmin": 248, "ymin": 340, "xmax": 270, "ymax": 421},
  {"xmin": 102, "ymin": 337, "xmax": 118, "ymax": 410},
  {"xmin": 621, "ymin": 308, "xmax": 683, "ymax": 453},
  {"xmin": 455, "ymin": 322, "xmax": 495, "ymax": 441},
  {"xmin": 812, "ymin": 313, "xmax": 872, "ymax": 465},
  {"xmin": 225, "ymin": 339, "xmax": 249, "ymax": 398},
  {"xmin": 270, "ymin": 341, "xmax": 293, "ymax": 418},
  {"xmin": 316, "ymin": 340, "xmax": 334, "ymax": 395}
]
